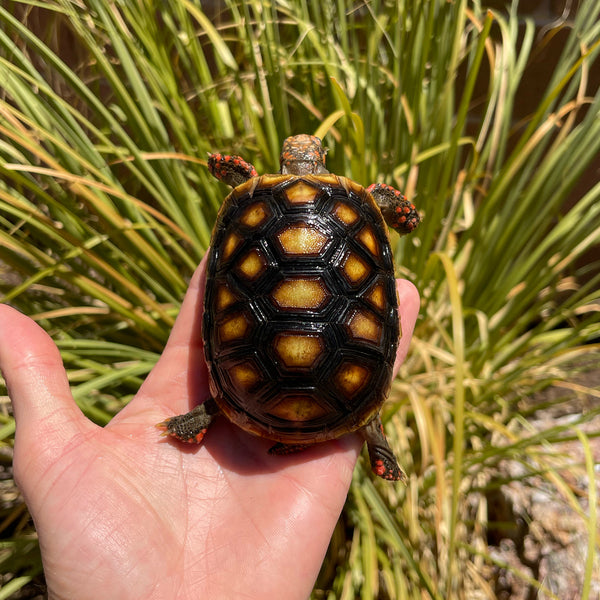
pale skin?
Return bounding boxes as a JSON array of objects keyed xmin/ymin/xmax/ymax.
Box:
[{"xmin": 0, "ymin": 255, "xmax": 420, "ymax": 600}]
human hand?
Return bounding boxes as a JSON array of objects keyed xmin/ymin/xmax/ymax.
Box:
[{"xmin": 0, "ymin": 256, "xmax": 419, "ymax": 600}]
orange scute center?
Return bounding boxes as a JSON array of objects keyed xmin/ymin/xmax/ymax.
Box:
[
  {"xmin": 230, "ymin": 362, "xmax": 261, "ymax": 391},
  {"xmin": 283, "ymin": 180, "xmax": 320, "ymax": 204},
  {"xmin": 348, "ymin": 310, "xmax": 382, "ymax": 344},
  {"xmin": 274, "ymin": 333, "xmax": 324, "ymax": 369},
  {"xmin": 335, "ymin": 362, "xmax": 371, "ymax": 398},
  {"xmin": 219, "ymin": 314, "xmax": 250, "ymax": 342},
  {"xmin": 357, "ymin": 225, "xmax": 380, "ymax": 256},
  {"xmin": 276, "ymin": 225, "xmax": 328, "ymax": 256},
  {"xmin": 332, "ymin": 201, "xmax": 359, "ymax": 225},
  {"xmin": 365, "ymin": 282, "xmax": 386, "ymax": 311},
  {"xmin": 269, "ymin": 395, "xmax": 327, "ymax": 421},
  {"xmin": 341, "ymin": 251, "xmax": 369, "ymax": 286},
  {"xmin": 271, "ymin": 277, "xmax": 330, "ymax": 310},
  {"xmin": 240, "ymin": 201, "xmax": 270, "ymax": 228},
  {"xmin": 235, "ymin": 248, "xmax": 267, "ymax": 280}
]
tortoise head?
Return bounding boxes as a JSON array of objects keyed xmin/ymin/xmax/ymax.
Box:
[{"xmin": 280, "ymin": 135, "xmax": 329, "ymax": 176}]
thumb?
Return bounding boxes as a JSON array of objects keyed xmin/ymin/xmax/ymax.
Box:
[
  {"xmin": 394, "ymin": 278, "xmax": 420, "ymax": 375},
  {"xmin": 0, "ymin": 305, "xmax": 94, "ymax": 486}
]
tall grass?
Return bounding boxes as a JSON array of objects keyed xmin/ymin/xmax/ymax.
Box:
[{"xmin": 1, "ymin": 0, "xmax": 599, "ymax": 597}]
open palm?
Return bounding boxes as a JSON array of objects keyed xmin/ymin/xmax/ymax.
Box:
[{"xmin": 0, "ymin": 257, "xmax": 419, "ymax": 600}]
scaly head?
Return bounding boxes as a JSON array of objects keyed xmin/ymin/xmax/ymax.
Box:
[{"xmin": 280, "ymin": 135, "xmax": 329, "ymax": 176}]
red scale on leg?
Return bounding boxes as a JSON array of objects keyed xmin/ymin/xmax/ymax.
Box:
[
  {"xmin": 157, "ymin": 401, "xmax": 218, "ymax": 445},
  {"xmin": 208, "ymin": 153, "xmax": 258, "ymax": 188},
  {"xmin": 367, "ymin": 182, "xmax": 420, "ymax": 235},
  {"xmin": 372, "ymin": 459, "xmax": 387, "ymax": 477},
  {"xmin": 362, "ymin": 416, "xmax": 407, "ymax": 482},
  {"xmin": 191, "ymin": 429, "xmax": 208, "ymax": 444}
]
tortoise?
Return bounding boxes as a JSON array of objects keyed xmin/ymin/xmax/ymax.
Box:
[{"xmin": 158, "ymin": 134, "xmax": 419, "ymax": 481}]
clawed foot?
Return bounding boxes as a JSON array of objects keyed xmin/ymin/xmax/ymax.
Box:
[
  {"xmin": 157, "ymin": 400, "xmax": 219, "ymax": 444},
  {"xmin": 208, "ymin": 153, "xmax": 258, "ymax": 188},
  {"xmin": 362, "ymin": 416, "xmax": 406, "ymax": 482},
  {"xmin": 367, "ymin": 182, "xmax": 420, "ymax": 235}
]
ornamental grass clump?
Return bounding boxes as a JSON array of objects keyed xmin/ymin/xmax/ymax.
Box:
[{"xmin": 1, "ymin": 0, "xmax": 599, "ymax": 598}]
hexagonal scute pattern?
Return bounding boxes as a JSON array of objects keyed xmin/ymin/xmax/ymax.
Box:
[{"xmin": 203, "ymin": 174, "xmax": 400, "ymax": 442}]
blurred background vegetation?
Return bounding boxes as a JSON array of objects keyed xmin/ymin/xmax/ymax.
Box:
[{"xmin": 1, "ymin": 0, "xmax": 599, "ymax": 598}]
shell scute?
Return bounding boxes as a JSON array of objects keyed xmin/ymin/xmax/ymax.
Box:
[
  {"xmin": 345, "ymin": 307, "xmax": 384, "ymax": 346},
  {"xmin": 273, "ymin": 332, "xmax": 326, "ymax": 370},
  {"xmin": 282, "ymin": 179, "xmax": 322, "ymax": 205},
  {"xmin": 269, "ymin": 276, "xmax": 332, "ymax": 312},
  {"xmin": 268, "ymin": 394, "xmax": 330, "ymax": 422},
  {"xmin": 275, "ymin": 223, "xmax": 330, "ymax": 256},
  {"xmin": 239, "ymin": 200, "xmax": 272, "ymax": 229},
  {"xmin": 339, "ymin": 250, "xmax": 371, "ymax": 288}
]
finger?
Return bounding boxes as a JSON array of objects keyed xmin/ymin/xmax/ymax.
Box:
[
  {"xmin": 0, "ymin": 305, "xmax": 92, "ymax": 461},
  {"xmin": 393, "ymin": 279, "xmax": 420, "ymax": 376},
  {"xmin": 126, "ymin": 254, "xmax": 209, "ymax": 415},
  {"xmin": 161, "ymin": 253, "xmax": 208, "ymax": 350}
]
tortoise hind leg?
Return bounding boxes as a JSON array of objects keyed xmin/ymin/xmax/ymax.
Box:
[
  {"xmin": 157, "ymin": 398, "xmax": 220, "ymax": 444},
  {"xmin": 361, "ymin": 415, "xmax": 406, "ymax": 482}
]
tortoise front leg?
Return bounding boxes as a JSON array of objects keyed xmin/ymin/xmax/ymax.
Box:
[
  {"xmin": 208, "ymin": 153, "xmax": 258, "ymax": 188},
  {"xmin": 361, "ymin": 415, "xmax": 406, "ymax": 482},
  {"xmin": 367, "ymin": 183, "xmax": 420, "ymax": 235}
]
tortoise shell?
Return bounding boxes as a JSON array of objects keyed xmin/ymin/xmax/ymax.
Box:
[{"xmin": 202, "ymin": 173, "xmax": 400, "ymax": 444}]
